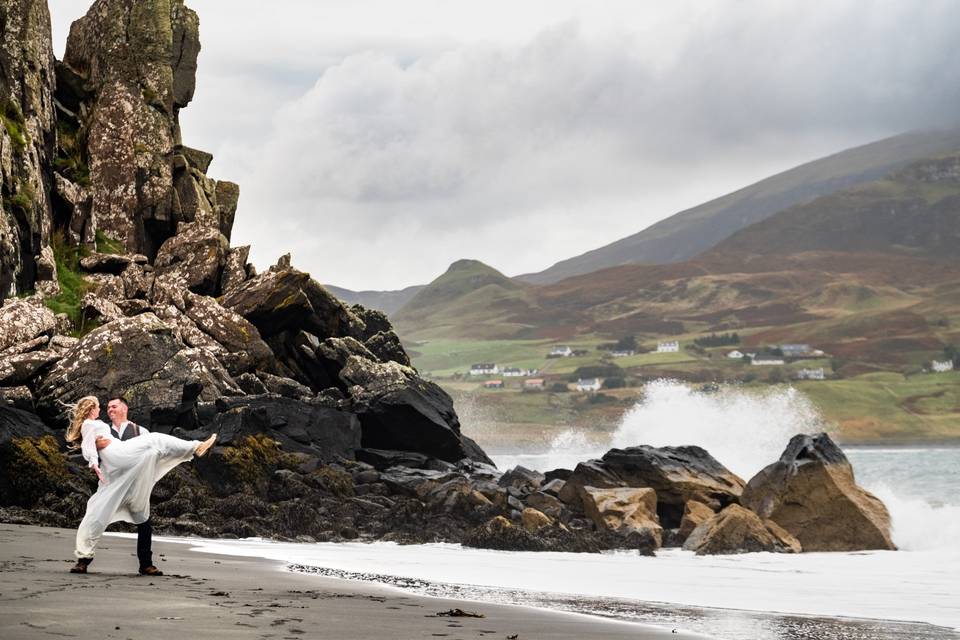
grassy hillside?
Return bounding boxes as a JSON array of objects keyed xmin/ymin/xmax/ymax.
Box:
[
  {"xmin": 521, "ymin": 128, "xmax": 960, "ymax": 284},
  {"xmin": 393, "ymin": 259, "xmax": 537, "ymax": 340}
]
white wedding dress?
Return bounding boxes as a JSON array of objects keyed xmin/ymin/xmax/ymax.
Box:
[{"xmin": 74, "ymin": 419, "xmax": 199, "ymax": 559}]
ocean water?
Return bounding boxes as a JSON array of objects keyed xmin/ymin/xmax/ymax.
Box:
[{"xmin": 155, "ymin": 381, "xmax": 960, "ymax": 640}]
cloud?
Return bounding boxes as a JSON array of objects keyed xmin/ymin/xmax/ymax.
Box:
[{"xmin": 48, "ymin": 1, "xmax": 960, "ymax": 289}]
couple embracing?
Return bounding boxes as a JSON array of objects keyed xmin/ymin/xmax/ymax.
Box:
[{"xmin": 65, "ymin": 395, "xmax": 217, "ymax": 574}]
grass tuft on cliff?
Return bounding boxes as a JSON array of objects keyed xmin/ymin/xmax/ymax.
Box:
[
  {"xmin": 1, "ymin": 99, "xmax": 28, "ymax": 151},
  {"xmin": 44, "ymin": 230, "xmax": 93, "ymax": 334},
  {"xmin": 94, "ymin": 230, "xmax": 124, "ymax": 254},
  {"xmin": 54, "ymin": 120, "xmax": 91, "ymax": 187}
]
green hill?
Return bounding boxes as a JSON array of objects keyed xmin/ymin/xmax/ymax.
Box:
[{"xmin": 393, "ymin": 260, "xmax": 533, "ymax": 340}]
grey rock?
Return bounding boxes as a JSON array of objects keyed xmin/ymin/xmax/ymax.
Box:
[{"xmin": 0, "ymin": 299, "xmax": 56, "ymax": 353}]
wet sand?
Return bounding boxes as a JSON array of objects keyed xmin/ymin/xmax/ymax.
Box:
[{"xmin": 0, "ymin": 524, "xmax": 697, "ymax": 640}]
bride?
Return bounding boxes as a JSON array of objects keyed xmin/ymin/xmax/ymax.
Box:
[{"xmin": 65, "ymin": 395, "xmax": 217, "ymax": 573}]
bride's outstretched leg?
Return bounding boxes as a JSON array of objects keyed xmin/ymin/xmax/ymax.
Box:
[{"xmin": 195, "ymin": 434, "xmax": 217, "ymax": 457}]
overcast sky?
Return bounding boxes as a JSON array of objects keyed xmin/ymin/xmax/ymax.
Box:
[{"xmin": 49, "ymin": 1, "xmax": 960, "ymax": 290}]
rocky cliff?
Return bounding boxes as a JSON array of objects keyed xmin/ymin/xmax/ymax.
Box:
[
  {"xmin": 0, "ymin": 0, "xmax": 56, "ymax": 297},
  {"xmin": 1, "ymin": 0, "xmax": 489, "ymax": 481}
]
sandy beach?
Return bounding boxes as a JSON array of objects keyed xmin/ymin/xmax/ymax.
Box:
[{"xmin": 0, "ymin": 524, "xmax": 697, "ymax": 640}]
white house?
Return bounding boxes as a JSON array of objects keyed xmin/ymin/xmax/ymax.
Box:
[
  {"xmin": 931, "ymin": 360, "xmax": 955, "ymax": 373},
  {"xmin": 576, "ymin": 378, "xmax": 602, "ymax": 392},
  {"xmin": 469, "ymin": 363, "xmax": 499, "ymax": 375},
  {"xmin": 726, "ymin": 350, "xmax": 745, "ymax": 359},
  {"xmin": 657, "ymin": 341, "xmax": 680, "ymax": 353},
  {"xmin": 502, "ymin": 367, "xmax": 524, "ymax": 377},
  {"xmin": 610, "ymin": 350, "xmax": 635, "ymax": 358},
  {"xmin": 548, "ymin": 346, "xmax": 573, "ymax": 358},
  {"xmin": 796, "ymin": 367, "xmax": 825, "ymax": 380},
  {"xmin": 752, "ymin": 355, "xmax": 785, "ymax": 366}
]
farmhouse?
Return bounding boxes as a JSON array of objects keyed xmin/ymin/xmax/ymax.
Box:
[
  {"xmin": 502, "ymin": 367, "xmax": 523, "ymax": 377},
  {"xmin": 524, "ymin": 378, "xmax": 545, "ymax": 390},
  {"xmin": 657, "ymin": 341, "xmax": 680, "ymax": 353},
  {"xmin": 469, "ymin": 363, "xmax": 498, "ymax": 375},
  {"xmin": 548, "ymin": 345, "xmax": 573, "ymax": 358},
  {"xmin": 752, "ymin": 355, "xmax": 785, "ymax": 366},
  {"xmin": 576, "ymin": 378, "xmax": 602, "ymax": 392},
  {"xmin": 796, "ymin": 367, "xmax": 826, "ymax": 380},
  {"xmin": 931, "ymin": 360, "xmax": 955, "ymax": 373},
  {"xmin": 483, "ymin": 379, "xmax": 504, "ymax": 389}
]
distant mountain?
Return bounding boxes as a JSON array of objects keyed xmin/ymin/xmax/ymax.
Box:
[
  {"xmin": 520, "ymin": 128, "xmax": 960, "ymax": 284},
  {"xmin": 710, "ymin": 154, "xmax": 960, "ymax": 258},
  {"xmin": 324, "ymin": 284, "xmax": 424, "ymax": 315}
]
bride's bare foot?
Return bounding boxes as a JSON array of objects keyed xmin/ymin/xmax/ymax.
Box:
[{"xmin": 195, "ymin": 434, "xmax": 217, "ymax": 458}]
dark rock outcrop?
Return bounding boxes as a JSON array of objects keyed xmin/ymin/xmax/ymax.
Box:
[
  {"xmin": 741, "ymin": 433, "xmax": 895, "ymax": 551},
  {"xmin": 341, "ymin": 356, "xmax": 492, "ymax": 464},
  {"xmin": 211, "ymin": 395, "xmax": 361, "ymax": 459}
]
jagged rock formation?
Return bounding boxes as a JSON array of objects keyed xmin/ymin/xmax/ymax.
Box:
[{"xmin": 57, "ymin": 0, "xmax": 235, "ymax": 258}]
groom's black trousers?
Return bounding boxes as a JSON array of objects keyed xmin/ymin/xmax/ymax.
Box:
[{"xmin": 137, "ymin": 518, "xmax": 153, "ymax": 569}]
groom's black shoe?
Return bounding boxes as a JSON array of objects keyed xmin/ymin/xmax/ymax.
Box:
[
  {"xmin": 70, "ymin": 558, "xmax": 92, "ymax": 574},
  {"xmin": 139, "ymin": 565, "xmax": 164, "ymax": 576}
]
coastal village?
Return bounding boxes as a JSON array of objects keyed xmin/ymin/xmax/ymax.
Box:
[{"xmin": 459, "ymin": 337, "xmax": 836, "ymax": 393}]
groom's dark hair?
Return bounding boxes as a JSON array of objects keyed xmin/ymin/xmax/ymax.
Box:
[{"xmin": 108, "ymin": 395, "xmax": 129, "ymax": 407}]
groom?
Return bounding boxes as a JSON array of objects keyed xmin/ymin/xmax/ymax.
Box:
[{"xmin": 90, "ymin": 396, "xmax": 164, "ymax": 576}]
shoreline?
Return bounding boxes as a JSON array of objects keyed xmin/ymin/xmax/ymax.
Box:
[{"xmin": 0, "ymin": 524, "xmax": 697, "ymax": 640}]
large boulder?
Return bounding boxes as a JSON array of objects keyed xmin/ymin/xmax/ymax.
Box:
[
  {"xmin": 578, "ymin": 485, "xmax": 663, "ymax": 548},
  {"xmin": 0, "ymin": 299, "xmax": 57, "ymax": 352},
  {"xmin": 0, "ymin": 349, "xmax": 60, "ymax": 386},
  {"xmin": 741, "ymin": 433, "xmax": 895, "ymax": 551},
  {"xmin": 340, "ymin": 356, "xmax": 493, "ymax": 465},
  {"xmin": 153, "ymin": 223, "xmax": 229, "ymax": 295},
  {"xmin": 37, "ymin": 313, "xmax": 239, "ymax": 425},
  {"xmin": 220, "ymin": 266, "xmax": 360, "ymax": 340},
  {"xmin": 182, "ymin": 292, "xmax": 273, "ymax": 370},
  {"xmin": 211, "ymin": 395, "xmax": 361, "ymax": 460},
  {"xmin": 682, "ymin": 504, "xmax": 802, "ymax": 555},
  {"xmin": 600, "ymin": 446, "xmax": 745, "ymax": 527},
  {"xmin": 678, "ymin": 499, "xmax": 715, "ymax": 542},
  {"xmin": 557, "ymin": 459, "xmax": 625, "ymax": 505}
]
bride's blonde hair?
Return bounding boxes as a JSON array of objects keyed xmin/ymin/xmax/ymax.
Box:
[{"xmin": 65, "ymin": 396, "xmax": 100, "ymax": 446}]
